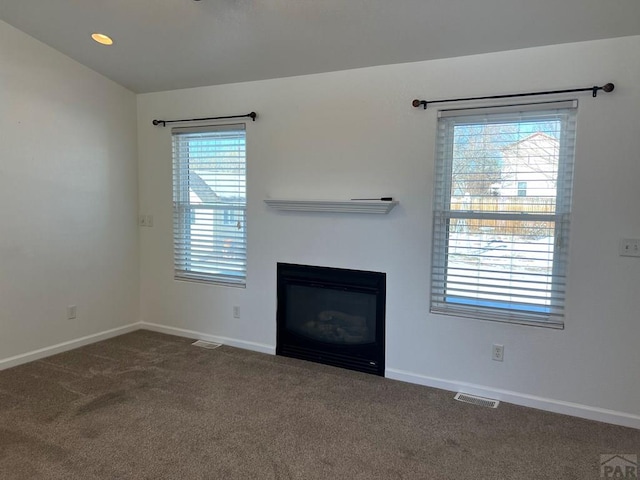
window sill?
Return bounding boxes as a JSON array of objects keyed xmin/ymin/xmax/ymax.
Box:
[{"xmin": 430, "ymin": 305, "xmax": 564, "ymax": 329}]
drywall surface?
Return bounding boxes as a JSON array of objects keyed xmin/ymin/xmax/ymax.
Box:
[
  {"xmin": 137, "ymin": 36, "xmax": 640, "ymax": 421},
  {"xmin": 0, "ymin": 20, "xmax": 139, "ymax": 360}
]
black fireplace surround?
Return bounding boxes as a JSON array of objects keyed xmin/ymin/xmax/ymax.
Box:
[{"xmin": 276, "ymin": 263, "xmax": 386, "ymax": 376}]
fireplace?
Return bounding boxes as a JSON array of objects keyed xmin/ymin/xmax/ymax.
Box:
[{"xmin": 276, "ymin": 263, "xmax": 386, "ymax": 376}]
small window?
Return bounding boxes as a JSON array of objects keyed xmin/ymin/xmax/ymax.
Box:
[
  {"xmin": 430, "ymin": 101, "xmax": 577, "ymax": 328},
  {"xmin": 517, "ymin": 181, "xmax": 527, "ymax": 197},
  {"xmin": 172, "ymin": 124, "xmax": 247, "ymax": 286}
]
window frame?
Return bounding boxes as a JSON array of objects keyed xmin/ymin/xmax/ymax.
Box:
[
  {"xmin": 430, "ymin": 101, "xmax": 577, "ymax": 328},
  {"xmin": 172, "ymin": 123, "xmax": 247, "ymax": 287}
]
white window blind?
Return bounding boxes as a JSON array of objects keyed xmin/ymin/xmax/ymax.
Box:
[
  {"xmin": 431, "ymin": 101, "xmax": 577, "ymax": 328},
  {"xmin": 172, "ymin": 124, "xmax": 246, "ymax": 286}
]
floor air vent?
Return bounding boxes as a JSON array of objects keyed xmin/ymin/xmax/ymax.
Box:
[
  {"xmin": 192, "ymin": 340, "xmax": 222, "ymax": 350},
  {"xmin": 454, "ymin": 393, "xmax": 500, "ymax": 408}
]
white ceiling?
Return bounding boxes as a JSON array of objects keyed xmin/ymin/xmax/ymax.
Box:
[{"xmin": 1, "ymin": 0, "xmax": 639, "ymax": 93}]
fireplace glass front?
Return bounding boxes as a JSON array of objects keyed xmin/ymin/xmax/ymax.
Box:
[{"xmin": 276, "ymin": 263, "xmax": 385, "ymax": 376}]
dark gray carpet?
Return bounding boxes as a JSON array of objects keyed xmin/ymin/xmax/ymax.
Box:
[{"xmin": 0, "ymin": 330, "xmax": 638, "ymax": 479}]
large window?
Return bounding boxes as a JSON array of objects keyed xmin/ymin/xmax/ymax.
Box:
[
  {"xmin": 172, "ymin": 124, "xmax": 246, "ymax": 286},
  {"xmin": 431, "ymin": 101, "xmax": 577, "ymax": 328}
]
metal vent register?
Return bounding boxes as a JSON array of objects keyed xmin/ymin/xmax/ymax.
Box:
[
  {"xmin": 192, "ymin": 340, "xmax": 222, "ymax": 350},
  {"xmin": 454, "ymin": 393, "xmax": 500, "ymax": 408}
]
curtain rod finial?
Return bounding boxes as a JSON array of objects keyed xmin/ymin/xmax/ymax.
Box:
[{"xmin": 412, "ymin": 99, "xmax": 428, "ymax": 109}]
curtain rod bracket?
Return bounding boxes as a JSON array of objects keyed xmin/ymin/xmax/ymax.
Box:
[
  {"xmin": 412, "ymin": 83, "xmax": 614, "ymax": 110},
  {"xmin": 412, "ymin": 99, "xmax": 428, "ymax": 109},
  {"xmin": 152, "ymin": 111, "xmax": 257, "ymax": 127}
]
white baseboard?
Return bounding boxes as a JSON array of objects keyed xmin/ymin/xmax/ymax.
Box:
[
  {"xmin": 140, "ymin": 322, "xmax": 276, "ymax": 355},
  {"xmin": 386, "ymin": 367, "xmax": 640, "ymax": 430},
  {"xmin": 0, "ymin": 323, "xmax": 141, "ymax": 371}
]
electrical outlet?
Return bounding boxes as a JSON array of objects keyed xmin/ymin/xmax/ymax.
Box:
[
  {"xmin": 233, "ymin": 306, "xmax": 240, "ymax": 319},
  {"xmin": 67, "ymin": 305, "xmax": 77, "ymax": 320},
  {"xmin": 492, "ymin": 344, "xmax": 504, "ymax": 362},
  {"xmin": 139, "ymin": 214, "xmax": 154, "ymax": 227},
  {"xmin": 619, "ymin": 238, "xmax": 640, "ymax": 257}
]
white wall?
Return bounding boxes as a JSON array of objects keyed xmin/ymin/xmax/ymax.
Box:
[
  {"xmin": 137, "ymin": 36, "xmax": 640, "ymax": 424},
  {"xmin": 0, "ymin": 20, "xmax": 139, "ymax": 363}
]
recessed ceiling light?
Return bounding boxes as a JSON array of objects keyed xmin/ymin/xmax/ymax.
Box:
[{"xmin": 91, "ymin": 33, "xmax": 113, "ymax": 46}]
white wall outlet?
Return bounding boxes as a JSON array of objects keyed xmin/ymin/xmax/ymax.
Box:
[
  {"xmin": 233, "ymin": 306, "xmax": 240, "ymax": 319},
  {"xmin": 139, "ymin": 214, "xmax": 154, "ymax": 227},
  {"xmin": 619, "ymin": 238, "xmax": 640, "ymax": 257},
  {"xmin": 492, "ymin": 344, "xmax": 504, "ymax": 362},
  {"xmin": 67, "ymin": 305, "xmax": 77, "ymax": 320}
]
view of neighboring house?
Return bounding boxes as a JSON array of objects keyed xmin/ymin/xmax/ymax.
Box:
[{"xmin": 499, "ymin": 132, "xmax": 560, "ymax": 198}]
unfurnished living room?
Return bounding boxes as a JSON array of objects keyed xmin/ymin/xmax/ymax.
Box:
[{"xmin": 1, "ymin": 1, "xmax": 640, "ymax": 479}]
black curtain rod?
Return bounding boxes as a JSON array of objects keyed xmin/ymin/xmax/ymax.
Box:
[
  {"xmin": 152, "ymin": 112, "xmax": 257, "ymax": 127},
  {"xmin": 412, "ymin": 83, "xmax": 614, "ymax": 110}
]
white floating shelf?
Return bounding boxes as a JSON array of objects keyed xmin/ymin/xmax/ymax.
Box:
[{"xmin": 264, "ymin": 199, "xmax": 398, "ymax": 214}]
